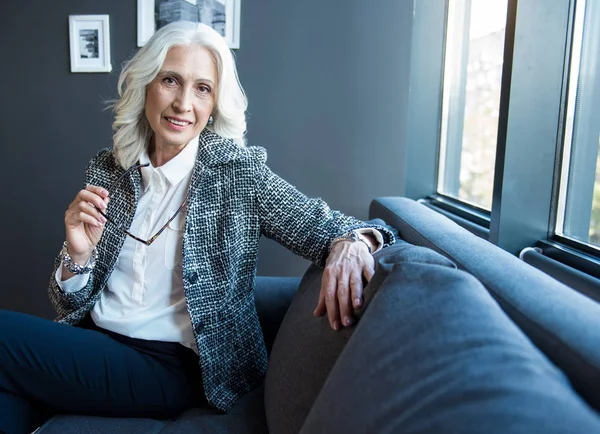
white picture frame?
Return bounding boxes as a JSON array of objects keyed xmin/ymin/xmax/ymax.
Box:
[
  {"xmin": 137, "ymin": 0, "xmax": 156, "ymax": 47},
  {"xmin": 138, "ymin": 0, "xmax": 241, "ymax": 49},
  {"xmin": 69, "ymin": 15, "xmax": 112, "ymax": 73},
  {"xmin": 224, "ymin": 0, "xmax": 241, "ymax": 50}
]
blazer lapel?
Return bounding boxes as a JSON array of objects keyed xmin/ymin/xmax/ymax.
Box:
[{"xmin": 95, "ymin": 164, "xmax": 141, "ymax": 289}]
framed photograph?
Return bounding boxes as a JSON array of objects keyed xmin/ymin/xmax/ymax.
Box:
[
  {"xmin": 138, "ymin": 0, "xmax": 241, "ymax": 49},
  {"xmin": 69, "ymin": 15, "xmax": 112, "ymax": 73}
]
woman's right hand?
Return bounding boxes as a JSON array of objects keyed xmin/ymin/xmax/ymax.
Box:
[{"xmin": 64, "ymin": 186, "xmax": 110, "ymax": 265}]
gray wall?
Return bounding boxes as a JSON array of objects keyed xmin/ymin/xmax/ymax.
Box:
[
  {"xmin": 240, "ymin": 0, "xmax": 413, "ymax": 276},
  {"xmin": 0, "ymin": 1, "xmax": 138, "ymax": 319},
  {"xmin": 0, "ymin": 0, "xmax": 412, "ymax": 318}
]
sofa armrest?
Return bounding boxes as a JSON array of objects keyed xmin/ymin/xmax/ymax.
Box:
[
  {"xmin": 370, "ymin": 196, "xmax": 600, "ymax": 412},
  {"xmin": 301, "ymin": 244, "xmax": 600, "ymax": 433}
]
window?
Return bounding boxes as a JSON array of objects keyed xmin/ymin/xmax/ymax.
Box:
[
  {"xmin": 557, "ymin": 0, "xmax": 600, "ymax": 249},
  {"xmin": 438, "ymin": 0, "xmax": 508, "ymax": 210},
  {"xmin": 407, "ymin": 0, "xmax": 600, "ymax": 286}
]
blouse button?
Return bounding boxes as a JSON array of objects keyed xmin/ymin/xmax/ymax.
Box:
[{"xmin": 187, "ymin": 271, "xmax": 198, "ymax": 284}]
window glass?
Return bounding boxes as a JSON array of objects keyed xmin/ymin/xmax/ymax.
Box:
[
  {"xmin": 557, "ymin": 0, "xmax": 600, "ymax": 247},
  {"xmin": 438, "ymin": 0, "xmax": 508, "ymax": 209}
]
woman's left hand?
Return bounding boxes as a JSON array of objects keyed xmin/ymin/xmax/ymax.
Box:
[{"xmin": 313, "ymin": 240, "xmax": 375, "ymax": 331}]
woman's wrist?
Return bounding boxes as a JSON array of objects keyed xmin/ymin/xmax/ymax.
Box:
[
  {"xmin": 64, "ymin": 237, "xmax": 94, "ymax": 263},
  {"xmin": 68, "ymin": 251, "xmax": 92, "ymax": 265},
  {"xmin": 60, "ymin": 242, "xmax": 97, "ymax": 275},
  {"xmin": 357, "ymin": 233, "xmax": 377, "ymax": 254},
  {"xmin": 330, "ymin": 231, "xmax": 373, "ymax": 254}
]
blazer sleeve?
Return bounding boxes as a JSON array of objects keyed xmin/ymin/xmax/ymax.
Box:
[
  {"xmin": 47, "ymin": 150, "xmax": 109, "ymax": 318},
  {"xmin": 48, "ymin": 252, "xmax": 96, "ymax": 317},
  {"xmin": 255, "ymin": 160, "xmax": 395, "ymax": 268}
]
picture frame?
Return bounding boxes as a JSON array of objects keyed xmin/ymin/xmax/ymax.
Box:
[
  {"xmin": 137, "ymin": 0, "xmax": 241, "ymax": 49},
  {"xmin": 137, "ymin": 0, "xmax": 155, "ymax": 47},
  {"xmin": 69, "ymin": 15, "xmax": 112, "ymax": 73}
]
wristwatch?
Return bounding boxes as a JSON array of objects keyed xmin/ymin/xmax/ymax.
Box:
[
  {"xmin": 329, "ymin": 230, "xmax": 372, "ymax": 253},
  {"xmin": 60, "ymin": 241, "xmax": 98, "ymax": 274}
]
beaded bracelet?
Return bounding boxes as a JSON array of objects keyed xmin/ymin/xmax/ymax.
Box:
[{"xmin": 59, "ymin": 241, "xmax": 98, "ymax": 274}]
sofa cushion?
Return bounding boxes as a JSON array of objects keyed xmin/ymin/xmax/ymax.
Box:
[
  {"xmin": 39, "ymin": 384, "xmax": 268, "ymax": 434},
  {"xmin": 38, "ymin": 277, "xmax": 296, "ymax": 434},
  {"xmin": 161, "ymin": 385, "xmax": 268, "ymax": 434},
  {"xmin": 263, "ymin": 219, "xmax": 399, "ymax": 434},
  {"xmin": 370, "ymin": 197, "xmax": 600, "ymax": 412},
  {"xmin": 37, "ymin": 416, "xmax": 165, "ymax": 434},
  {"xmin": 253, "ymin": 276, "xmax": 302, "ymax": 354},
  {"xmin": 301, "ymin": 244, "xmax": 600, "ymax": 433},
  {"xmin": 263, "ymin": 262, "xmax": 353, "ymax": 434}
]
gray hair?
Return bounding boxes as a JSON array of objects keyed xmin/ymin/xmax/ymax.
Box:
[{"xmin": 111, "ymin": 21, "xmax": 247, "ymax": 168}]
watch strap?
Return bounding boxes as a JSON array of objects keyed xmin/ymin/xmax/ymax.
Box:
[{"xmin": 329, "ymin": 230, "xmax": 372, "ymax": 253}]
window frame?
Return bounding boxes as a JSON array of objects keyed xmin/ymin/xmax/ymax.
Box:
[
  {"xmin": 555, "ymin": 0, "xmax": 600, "ymax": 246},
  {"xmin": 406, "ymin": 0, "xmax": 576, "ymax": 256}
]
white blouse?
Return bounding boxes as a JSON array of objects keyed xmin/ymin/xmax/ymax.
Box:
[{"xmin": 57, "ymin": 136, "xmax": 199, "ymax": 351}]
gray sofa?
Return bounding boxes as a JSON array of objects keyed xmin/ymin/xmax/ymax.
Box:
[{"xmin": 38, "ymin": 197, "xmax": 600, "ymax": 433}]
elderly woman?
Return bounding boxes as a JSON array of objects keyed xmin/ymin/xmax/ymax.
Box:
[{"xmin": 0, "ymin": 21, "xmax": 393, "ymax": 433}]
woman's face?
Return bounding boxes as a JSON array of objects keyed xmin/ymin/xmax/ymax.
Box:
[{"xmin": 145, "ymin": 45, "xmax": 217, "ymax": 153}]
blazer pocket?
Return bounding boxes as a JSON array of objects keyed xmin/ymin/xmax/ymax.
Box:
[{"xmin": 164, "ymin": 211, "xmax": 185, "ymax": 271}]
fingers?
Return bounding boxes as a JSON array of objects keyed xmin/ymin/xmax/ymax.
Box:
[
  {"xmin": 72, "ymin": 202, "xmax": 106, "ymax": 227},
  {"xmin": 314, "ymin": 268, "xmax": 342, "ymax": 330},
  {"xmin": 323, "ymin": 268, "xmax": 341, "ymax": 331},
  {"xmin": 85, "ymin": 185, "xmax": 109, "ymax": 198},
  {"xmin": 313, "ymin": 287, "xmax": 326, "ymax": 317},
  {"xmin": 317, "ymin": 240, "xmax": 376, "ymax": 331},
  {"xmin": 321, "ymin": 267, "xmax": 360, "ymax": 331},
  {"xmin": 349, "ymin": 271, "xmax": 364, "ymax": 310},
  {"xmin": 72, "ymin": 186, "xmax": 110, "ymax": 211},
  {"xmin": 65, "ymin": 186, "xmax": 110, "ymax": 228},
  {"xmin": 363, "ymin": 260, "xmax": 375, "ymax": 283},
  {"xmin": 337, "ymin": 271, "xmax": 356, "ymax": 328},
  {"xmin": 320, "ymin": 260, "xmax": 357, "ymax": 331}
]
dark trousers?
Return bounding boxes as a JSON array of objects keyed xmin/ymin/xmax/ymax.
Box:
[{"xmin": 0, "ymin": 310, "xmax": 206, "ymax": 434}]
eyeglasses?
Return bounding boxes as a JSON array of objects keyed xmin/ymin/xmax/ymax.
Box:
[{"xmin": 97, "ymin": 163, "xmax": 189, "ymax": 246}]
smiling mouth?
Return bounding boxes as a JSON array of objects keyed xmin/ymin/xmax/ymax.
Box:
[{"xmin": 165, "ymin": 117, "xmax": 191, "ymax": 127}]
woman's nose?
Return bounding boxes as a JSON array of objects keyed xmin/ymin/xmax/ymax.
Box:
[{"xmin": 173, "ymin": 88, "xmax": 193, "ymax": 112}]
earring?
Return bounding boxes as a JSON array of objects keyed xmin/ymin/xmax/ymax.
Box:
[{"xmin": 207, "ymin": 115, "xmax": 214, "ymax": 126}]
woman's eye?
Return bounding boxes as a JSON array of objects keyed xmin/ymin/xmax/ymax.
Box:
[
  {"xmin": 163, "ymin": 77, "xmax": 177, "ymax": 85},
  {"xmin": 198, "ymin": 85, "xmax": 211, "ymax": 94}
]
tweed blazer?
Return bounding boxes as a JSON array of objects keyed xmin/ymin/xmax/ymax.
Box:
[{"xmin": 48, "ymin": 129, "xmax": 395, "ymax": 411}]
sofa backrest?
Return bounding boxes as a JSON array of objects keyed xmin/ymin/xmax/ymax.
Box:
[{"xmin": 370, "ymin": 197, "xmax": 600, "ymax": 412}]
